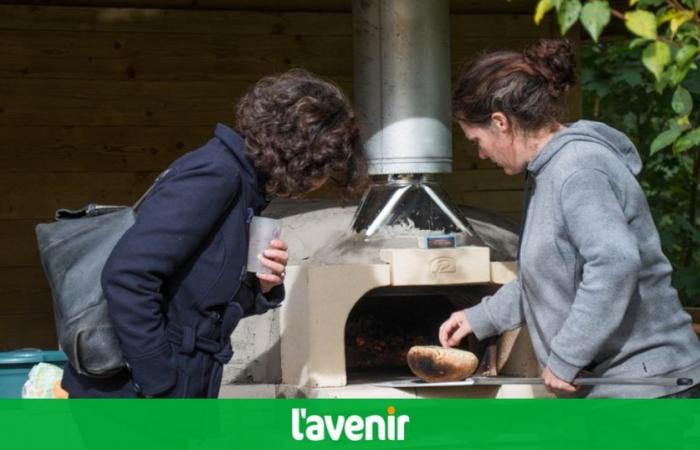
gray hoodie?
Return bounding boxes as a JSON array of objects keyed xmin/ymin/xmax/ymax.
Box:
[{"xmin": 466, "ymin": 120, "xmax": 700, "ymax": 398}]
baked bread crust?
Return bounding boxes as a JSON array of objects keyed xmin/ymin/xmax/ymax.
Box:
[{"xmin": 407, "ymin": 345, "xmax": 479, "ymax": 382}]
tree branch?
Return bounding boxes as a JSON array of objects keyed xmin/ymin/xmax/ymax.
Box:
[
  {"xmin": 610, "ymin": 7, "xmax": 625, "ymax": 21},
  {"xmin": 668, "ymin": 0, "xmax": 683, "ymax": 11}
]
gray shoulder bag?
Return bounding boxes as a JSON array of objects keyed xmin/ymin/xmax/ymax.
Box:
[{"xmin": 35, "ymin": 170, "xmax": 170, "ymax": 378}]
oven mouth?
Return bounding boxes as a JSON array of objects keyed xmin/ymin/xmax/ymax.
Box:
[{"xmin": 343, "ymin": 285, "xmax": 498, "ymax": 385}]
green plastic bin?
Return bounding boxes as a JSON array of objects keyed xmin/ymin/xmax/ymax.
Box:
[{"xmin": 0, "ymin": 349, "xmax": 67, "ymax": 398}]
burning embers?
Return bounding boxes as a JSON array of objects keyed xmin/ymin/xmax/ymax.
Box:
[{"xmin": 343, "ymin": 286, "xmax": 499, "ymax": 382}]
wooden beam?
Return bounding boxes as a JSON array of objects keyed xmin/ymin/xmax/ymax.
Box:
[
  {"xmin": 0, "ymin": 126, "xmax": 211, "ymax": 172},
  {"xmin": 0, "ymin": 220, "xmax": 43, "ymax": 268},
  {"xmin": 0, "ymin": 172, "xmax": 159, "ymax": 220},
  {"xmin": 0, "ymin": 79, "xmax": 353, "ymax": 126},
  {"xmin": 0, "ymin": 314, "xmax": 57, "ymax": 351},
  {"xmin": 457, "ymin": 190, "xmax": 524, "ymax": 214},
  {"xmin": 0, "ymin": 6, "xmax": 353, "ymax": 35},
  {"xmin": 0, "ymin": 267, "xmax": 52, "ymax": 316},
  {"xmin": 440, "ymin": 170, "xmax": 525, "ymax": 193},
  {"xmin": 0, "ymin": 30, "xmax": 353, "ymax": 81}
]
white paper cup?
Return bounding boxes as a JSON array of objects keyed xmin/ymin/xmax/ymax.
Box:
[{"xmin": 247, "ymin": 216, "xmax": 282, "ymax": 274}]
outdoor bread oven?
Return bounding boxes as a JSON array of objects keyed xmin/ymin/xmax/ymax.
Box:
[
  {"xmin": 277, "ymin": 207, "xmax": 543, "ymax": 399},
  {"xmin": 222, "ymin": 0, "xmax": 547, "ymax": 398},
  {"xmin": 271, "ymin": 204, "xmax": 544, "ymax": 399}
]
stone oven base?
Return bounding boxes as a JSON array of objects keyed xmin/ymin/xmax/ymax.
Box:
[{"xmin": 218, "ymin": 383, "xmax": 554, "ymax": 399}]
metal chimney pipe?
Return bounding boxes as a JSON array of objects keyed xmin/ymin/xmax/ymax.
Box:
[{"xmin": 353, "ymin": 0, "xmax": 452, "ymax": 175}]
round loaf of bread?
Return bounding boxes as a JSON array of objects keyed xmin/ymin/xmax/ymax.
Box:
[{"xmin": 407, "ymin": 345, "xmax": 479, "ymax": 382}]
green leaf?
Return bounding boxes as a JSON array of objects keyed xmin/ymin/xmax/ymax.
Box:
[
  {"xmin": 672, "ymin": 126, "xmax": 700, "ymax": 153},
  {"xmin": 655, "ymin": 76, "xmax": 669, "ymax": 93},
  {"xmin": 625, "ymin": 10, "xmax": 658, "ymax": 40},
  {"xmin": 557, "ymin": 0, "xmax": 582, "ymax": 35},
  {"xmin": 676, "ymin": 115, "xmax": 692, "ymax": 128},
  {"xmin": 657, "ymin": 10, "xmax": 676, "ymax": 26},
  {"xmin": 642, "ymin": 41, "xmax": 671, "ymax": 80},
  {"xmin": 670, "ymin": 117, "xmax": 691, "ymax": 131},
  {"xmin": 629, "ymin": 37, "xmax": 649, "ymax": 49},
  {"xmin": 588, "ymin": 80, "xmax": 611, "ymax": 97},
  {"xmin": 622, "ymin": 112, "xmax": 638, "ymax": 129},
  {"xmin": 672, "ymin": 86, "xmax": 693, "ymax": 115},
  {"xmin": 534, "ymin": 0, "xmax": 554, "ymax": 24},
  {"xmin": 667, "ymin": 63, "xmax": 691, "ymax": 86},
  {"xmin": 650, "ymin": 128, "xmax": 682, "ymax": 154},
  {"xmin": 580, "ymin": 1, "xmax": 611, "ymax": 42},
  {"xmin": 682, "ymin": 67, "xmax": 700, "ymax": 93},
  {"xmin": 676, "ymin": 44, "xmax": 698, "ymax": 67},
  {"xmin": 670, "ymin": 10, "xmax": 694, "ymax": 35},
  {"xmin": 616, "ymin": 69, "xmax": 643, "ymax": 86}
]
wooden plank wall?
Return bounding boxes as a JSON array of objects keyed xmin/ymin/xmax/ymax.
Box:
[{"xmin": 0, "ymin": 4, "xmax": 573, "ymax": 349}]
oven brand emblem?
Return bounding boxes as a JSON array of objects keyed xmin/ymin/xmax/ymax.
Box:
[
  {"xmin": 430, "ymin": 257, "xmax": 457, "ymax": 274},
  {"xmin": 291, "ymin": 406, "xmax": 410, "ymax": 441}
]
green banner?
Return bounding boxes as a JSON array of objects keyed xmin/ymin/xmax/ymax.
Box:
[{"xmin": 1, "ymin": 399, "xmax": 699, "ymax": 450}]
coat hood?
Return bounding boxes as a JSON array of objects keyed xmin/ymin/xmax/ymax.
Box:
[{"xmin": 214, "ymin": 123, "xmax": 272, "ymax": 210}]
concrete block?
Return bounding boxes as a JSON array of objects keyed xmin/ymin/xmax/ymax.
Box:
[
  {"xmin": 218, "ymin": 384, "xmax": 278, "ymax": 398},
  {"xmin": 379, "ymin": 247, "xmax": 491, "ymax": 286},
  {"xmin": 490, "ymin": 261, "xmax": 517, "ymax": 284},
  {"xmin": 222, "ymin": 308, "xmax": 281, "ymax": 384},
  {"xmin": 280, "ymin": 264, "xmax": 392, "ymax": 387}
]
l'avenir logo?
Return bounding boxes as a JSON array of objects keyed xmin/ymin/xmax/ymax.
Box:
[{"xmin": 291, "ymin": 405, "xmax": 410, "ymax": 441}]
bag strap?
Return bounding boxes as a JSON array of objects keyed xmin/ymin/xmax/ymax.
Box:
[
  {"xmin": 55, "ymin": 204, "xmax": 126, "ymax": 220},
  {"xmin": 132, "ymin": 169, "xmax": 171, "ymax": 211}
]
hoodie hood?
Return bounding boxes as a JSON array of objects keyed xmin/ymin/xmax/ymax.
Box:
[{"xmin": 527, "ymin": 120, "xmax": 642, "ymax": 176}]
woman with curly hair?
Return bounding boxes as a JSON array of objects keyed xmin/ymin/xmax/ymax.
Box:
[
  {"xmin": 61, "ymin": 69, "xmax": 367, "ymax": 398},
  {"xmin": 438, "ymin": 38, "xmax": 700, "ymax": 398}
]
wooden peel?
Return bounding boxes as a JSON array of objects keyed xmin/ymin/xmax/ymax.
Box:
[
  {"xmin": 407, "ymin": 345, "xmax": 479, "ymax": 382},
  {"xmin": 693, "ymin": 323, "xmax": 700, "ymax": 336}
]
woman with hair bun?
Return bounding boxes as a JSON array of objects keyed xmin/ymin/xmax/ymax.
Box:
[
  {"xmin": 438, "ymin": 38, "xmax": 700, "ymax": 398},
  {"xmin": 61, "ymin": 69, "xmax": 367, "ymax": 398}
]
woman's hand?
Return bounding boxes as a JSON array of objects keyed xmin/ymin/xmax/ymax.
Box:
[
  {"xmin": 256, "ymin": 239, "xmax": 289, "ymax": 294},
  {"xmin": 439, "ymin": 310, "xmax": 473, "ymax": 347},
  {"xmin": 542, "ymin": 367, "xmax": 578, "ymax": 394}
]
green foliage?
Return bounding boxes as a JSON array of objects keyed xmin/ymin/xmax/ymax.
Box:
[
  {"xmin": 580, "ymin": 1, "xmax": 611, "ymax": 42},
  {"xmin": 642, "ymin": 41, "xmax": 670, "ymax": 80},
  {"xmin": 582, "ymin": 42, "xmax": 700, "ymax": 305},
  {"xmin": 533, "ymin": 0, "xmax": 700, "ymax": 305},
  {"xmin": 558, "ymin": 0, "xmax": 583, "ymax": 35},
  {"xmin": 672, "ymin": 86, "xmax": 693, "ymax": 116},
  {"xmin": 625, "ymin": 10, "xmax": 657, "ymax": 40},
  {"xmin": 650, "ymin": 127, "xmax": 683, "ymax": 154}
]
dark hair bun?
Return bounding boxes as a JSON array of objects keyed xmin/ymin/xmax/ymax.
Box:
[{"xmin": 523, "ymin": 38, "xmax": 576, "ymax": 97}]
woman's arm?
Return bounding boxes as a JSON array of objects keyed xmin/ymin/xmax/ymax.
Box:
[
  {"xmin": 440, "ymin": 279, "xmax": 525, "ymax": 347},
  {"xmin": 547, "ymin": 168, "xmax": 641, "ymax": 383},
  {"xmin": 466, "ymin": 279, "xmax": 526, "ymax": 340}
]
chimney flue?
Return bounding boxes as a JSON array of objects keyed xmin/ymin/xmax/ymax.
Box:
[{"xmin": 353, "ymin": 0, "xmax": 452, "ymax": 175}]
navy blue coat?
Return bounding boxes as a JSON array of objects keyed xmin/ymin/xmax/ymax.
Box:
[{"xmin": 61, "ymin": 124, "xmax": 285, "ymax": 398}]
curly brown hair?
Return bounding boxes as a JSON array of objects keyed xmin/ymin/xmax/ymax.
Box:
[
  {"xmin": 452, "ymin": 38, "xmax": 576, "ymax": 132},
  {"xmin": 235, "ymin": 69, "xmax": 368, "ymax": 198}
]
